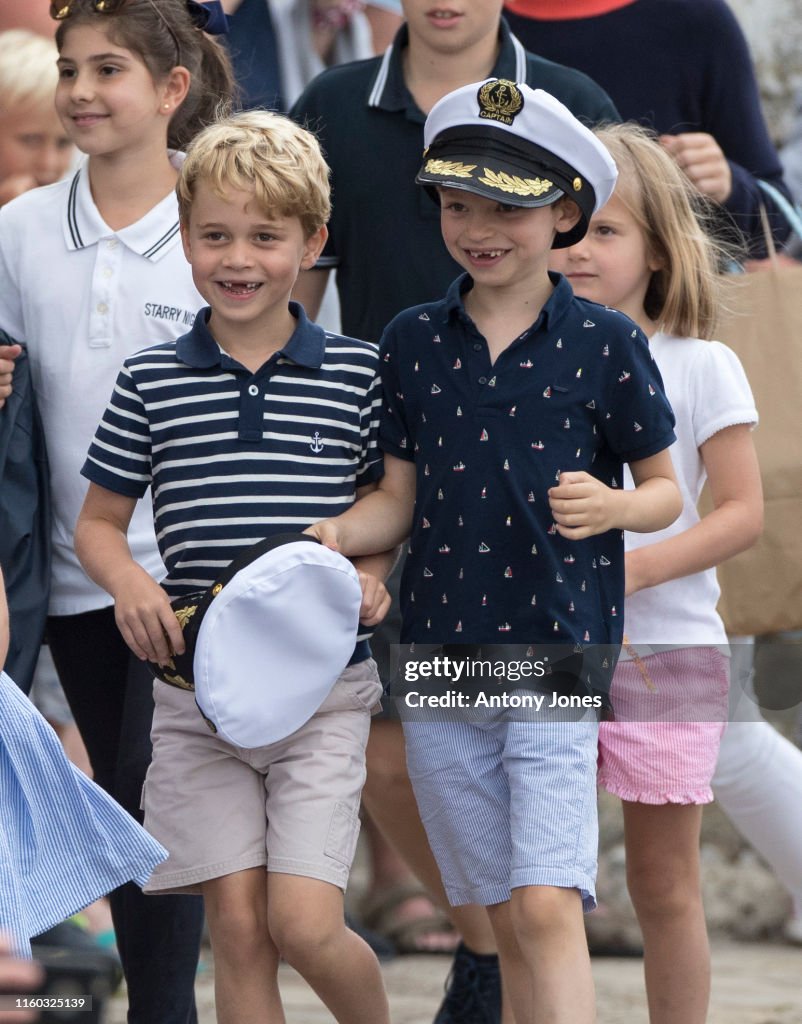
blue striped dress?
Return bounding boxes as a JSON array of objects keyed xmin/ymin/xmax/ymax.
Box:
[{"xmin": 0, "ymin": 671, "xmax": 167, "ymax": 955}]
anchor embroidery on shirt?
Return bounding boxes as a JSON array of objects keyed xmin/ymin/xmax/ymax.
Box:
[{"xmin": 310, "ymin": 432, "xmax": 324, "ymax": 453}]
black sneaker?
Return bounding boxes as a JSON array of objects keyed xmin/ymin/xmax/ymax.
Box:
[{"xmin": 433, "ymin": 942, "xmax": 501, "ymax": 1024}]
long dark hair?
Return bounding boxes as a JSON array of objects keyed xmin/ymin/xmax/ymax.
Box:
[{"xmin": 55, "ymin": 0, "xmax": 236, "ymax": 150}]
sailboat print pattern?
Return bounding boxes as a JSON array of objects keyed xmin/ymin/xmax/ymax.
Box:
[{"xmin": 376, "ymin": 275, "xmax": 676, "ymax": 646}]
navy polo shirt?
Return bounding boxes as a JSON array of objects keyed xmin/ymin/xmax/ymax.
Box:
[
  {"xmin": 290, "ymin": 20, "xmax": 618, "ymax": 344},
  {"xmin": 379, "ymin": 273, "xmax": 676, "ymax": 648},
  {"xmin": 82, "ymin": 303, "xmax": 383, "ymax": 610}
]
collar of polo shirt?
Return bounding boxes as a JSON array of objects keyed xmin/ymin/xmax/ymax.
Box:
[
  {"xmin": 61, "ymin": 152, "xmax": 184, "ymax": 262},
  {"xmin": 175, "ymin": 302, "xmax": 328, "ymax": 370},
  {"xmin": 367, "ymin": 18, "xmax": 528, "ymax": 114},
  {"xmin": 444, "ymin": 271, "xmax": 572, "ymax": 331}
]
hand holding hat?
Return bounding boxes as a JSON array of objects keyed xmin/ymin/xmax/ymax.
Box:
[
  {"xmin": 152, "ymin": 534, "xmax": 367, "ymax": 748},
  {"xmin": 111, "ymin": 562, "xmax": 186, "ymax": 667},
  {"xmin": 304, "ymin": 521, "xmax": 392, "ymax": 627}
]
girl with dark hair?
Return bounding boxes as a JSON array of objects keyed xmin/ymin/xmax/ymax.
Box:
[{"xmin": 0, "ymin": 3, "xmax": 235, "ymax": 1021}]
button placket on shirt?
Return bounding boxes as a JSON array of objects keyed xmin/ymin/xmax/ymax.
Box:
[
  {"xmin": 238, "ymin": 373, "xmax": 267, "ymax": 442},
  {"xmin": 88, "ymin": 236, "xmax": 122, "ymax": 348},
  {"xmin": 457, "ymin": 318, "xmax": 493, "ymax": 397}
]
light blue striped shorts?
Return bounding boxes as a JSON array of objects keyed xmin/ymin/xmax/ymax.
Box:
[{"xmin": 403, "ymin": 713, "xmax": 599, "ymax": 910}]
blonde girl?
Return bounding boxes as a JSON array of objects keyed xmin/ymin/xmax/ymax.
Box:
[
  {"xmin": 551, "ymin": 122, "xmax": 763, "ymax": 1024},
  {"xmin": 0, "ymin": 2, "xmax": 234, "ymax": 1020}
]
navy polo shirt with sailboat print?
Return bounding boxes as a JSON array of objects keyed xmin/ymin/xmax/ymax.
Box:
[{"xmin": 378, "ymin": 272, "xmax": 676, "ymax": 649}]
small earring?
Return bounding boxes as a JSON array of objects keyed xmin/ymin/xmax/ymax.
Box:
[{"xmin": 163, "ymin": 103, "xmax": 170, "ymax": 110}]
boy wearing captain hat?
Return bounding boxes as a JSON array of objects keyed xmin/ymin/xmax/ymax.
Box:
[{"xmin": 309, "ymin": 81, "xmax": 681, "ymax": 1023}]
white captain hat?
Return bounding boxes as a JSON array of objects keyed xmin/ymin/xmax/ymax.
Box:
[
  {"xmin": 416, "ymin": 79, "xmax": 618, "ymax": 247},
  {"xmin": 154, "ymin": 534, "xmax": 364, "ymax": 748}
]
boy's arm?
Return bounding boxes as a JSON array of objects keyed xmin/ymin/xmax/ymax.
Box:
[
  {"xmin": 75, "ymin": 484, "xmax": 184, "ymax": 665},
  {"xmin": 307, "ymin": 453, "xmax": 415, "ymax": 557},
  {"xmin": 548, "ymin": 449, "xmax": 681, "ymax": 540},
  {"xmin": 348, "ymin": 482, "xmax": 401, "ymax": 627}
]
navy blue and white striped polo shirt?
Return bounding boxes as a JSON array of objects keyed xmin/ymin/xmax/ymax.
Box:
[
  {"xmin": 82, "ymin": 303, "xmax": 383, "ymax": 603},
  {"xmin": 379, "ymin": 273, "xmax": 676, "ymax": 649}
]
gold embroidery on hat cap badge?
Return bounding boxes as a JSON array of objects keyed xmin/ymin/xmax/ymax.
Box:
[{"xmin": 477, "ymin": 79, "xmax": 524, "ymax": 126}]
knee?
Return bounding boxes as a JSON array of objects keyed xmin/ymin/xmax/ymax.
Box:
[
  {"xmin": 269, "ymin": 907, "xmax": 341, "ymax": 971},
  {"xmin": 627, "ymin": 862, "xmax": 699, "ymax": 920},
  {"xmin": 509, "ymin": 886, "xmax": 584, "ymax": 946},
  {"xmin": 208, "ymin": 901, "xmax": 269, "ymax": 961}
]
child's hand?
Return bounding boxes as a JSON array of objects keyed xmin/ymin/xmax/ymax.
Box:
[
  {"xmin": 111, "ymin": 565, "xmax": 185, "ymax": 666},
  {"xmin": 304, "ymin": 519, "xmax": 342, "ymax": 551},
  {"xmin": 0, "ymin": 935, "xmax": 43, "ymax": 1024},
  {"xmin": 0, "ymin": 344, "xmax": 22, "ymax": 409},
  {"xmin": 659, "ymin": 132, "xmax": 732, "ymax": 204},
  {"xmin": 548, "ymin": 471, "xmax": 622, "ymax": 540},
  {"xmin": 357, "ymin": 571, "xmax": 391, "ymax": 627}
]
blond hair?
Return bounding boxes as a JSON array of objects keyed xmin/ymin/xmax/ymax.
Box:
[
  {"xmin": 594, "ymin": 122, "xmax": 730, "ymax": 340},
  {"xmin": 177, "ymin": 110, "xmax": 331, "ymax": 237},
  {"xmin": 0, "ymin": 30, "xmax": 59, "ymax": 114}
]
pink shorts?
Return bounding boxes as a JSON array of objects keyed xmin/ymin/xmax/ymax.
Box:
[{"xmin": 597, "ymin": 647, "xmax": 729, "ymax": 805}]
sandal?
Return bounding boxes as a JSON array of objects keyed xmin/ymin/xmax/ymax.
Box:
[{"xmin": 359, "ymin": 882, "xmax": 459, "ymax": 955}]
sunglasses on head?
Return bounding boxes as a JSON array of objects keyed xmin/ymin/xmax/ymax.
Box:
[
  {"xmin": 51, "ymin": 0, "xmax": 146, "ymax": 18},
  {"xmin": 50, "ymin": 0, "xmax": 184, "ymax": 66},
  {"xmin": 50, "ymin": 0, "xmax": 226, "ymax": 33}
]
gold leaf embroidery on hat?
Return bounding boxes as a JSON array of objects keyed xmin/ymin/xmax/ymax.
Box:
[
  {"xmin": 479, "ymin": 168, "xmax": 554, "ymax": 197},
  {"xmin": 174, "ymin": 604, "xmax": 198, "ymax": 629},
  {"xmin": 425, "ymin": 159, "xmax": 477, "ymax": 179},
  {"xmin": 162, "ymin": 670, "xmax": 194, "ymax": 691},
  {"xmin": 477, "ymin": 80, "xmax": 524, "ymax": 126}
]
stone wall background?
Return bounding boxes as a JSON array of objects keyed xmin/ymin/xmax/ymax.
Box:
[{"xmin": 728, "ymin": 0, "xmax": 802, "ymax": 144}]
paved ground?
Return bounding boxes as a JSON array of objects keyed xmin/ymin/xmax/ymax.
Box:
[{"xmin": 107, "ymin": 939, "xmax": 801, "ymax": 1023}]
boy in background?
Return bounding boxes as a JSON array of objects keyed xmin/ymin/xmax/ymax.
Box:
[{"xmin": 0, "ymin": 30, "xmax": 72, "ymax": 206}]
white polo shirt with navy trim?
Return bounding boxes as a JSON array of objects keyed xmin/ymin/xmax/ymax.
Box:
[
  {"xmin": 0, "ymin": 154, "xmax": 198, "ymax": 615},
  {"xmin": 82, "ymin": 304, "xmax": 383, "ymax": 602}
]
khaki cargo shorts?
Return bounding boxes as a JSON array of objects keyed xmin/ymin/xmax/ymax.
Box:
[{"xmin": 142, "ymin": 659, "xmax": 383, "ymax": 894}]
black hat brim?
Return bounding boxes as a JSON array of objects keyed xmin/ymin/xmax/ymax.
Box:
[{"xmin": 416, "ymin": 125, "xmax": 595, "ymax": 248}]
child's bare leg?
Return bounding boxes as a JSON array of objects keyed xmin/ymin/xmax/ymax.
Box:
[
  {"xmin": 487, "ymin": 886, "xmax": 595, "ymax": 1024},
  {"xmin": 484, "ymin": 900, "xmax": 529, "ymax": 1023},
  {"xmin": 268, "ymin": 873, "xmax": 390, "ymax": 1024},
  {"xmin": 202, "ymin": 868, "xmax": 284, "ymax": 1024},
  {"xmin": 623, "ymin": 801, "xmax": 708, "ymax": 1024}
]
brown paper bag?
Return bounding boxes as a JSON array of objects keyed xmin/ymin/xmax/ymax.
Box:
[{"xmin": 708, "ymin": 260, "xmax": 802, "ymax": 634}]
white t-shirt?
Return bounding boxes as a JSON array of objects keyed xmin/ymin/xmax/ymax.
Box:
[
  {"xmin": 0, "ymin": 155, "xmax": 202, "ymax": 615},
  {"xmin": 623, "ymin": 332, "xmax": 758, "ymax": 647}
]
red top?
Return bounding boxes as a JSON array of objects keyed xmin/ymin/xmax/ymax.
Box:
[{"xmin": 504, "ymin": 0, "xmax": 637, "ymax": 20}]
